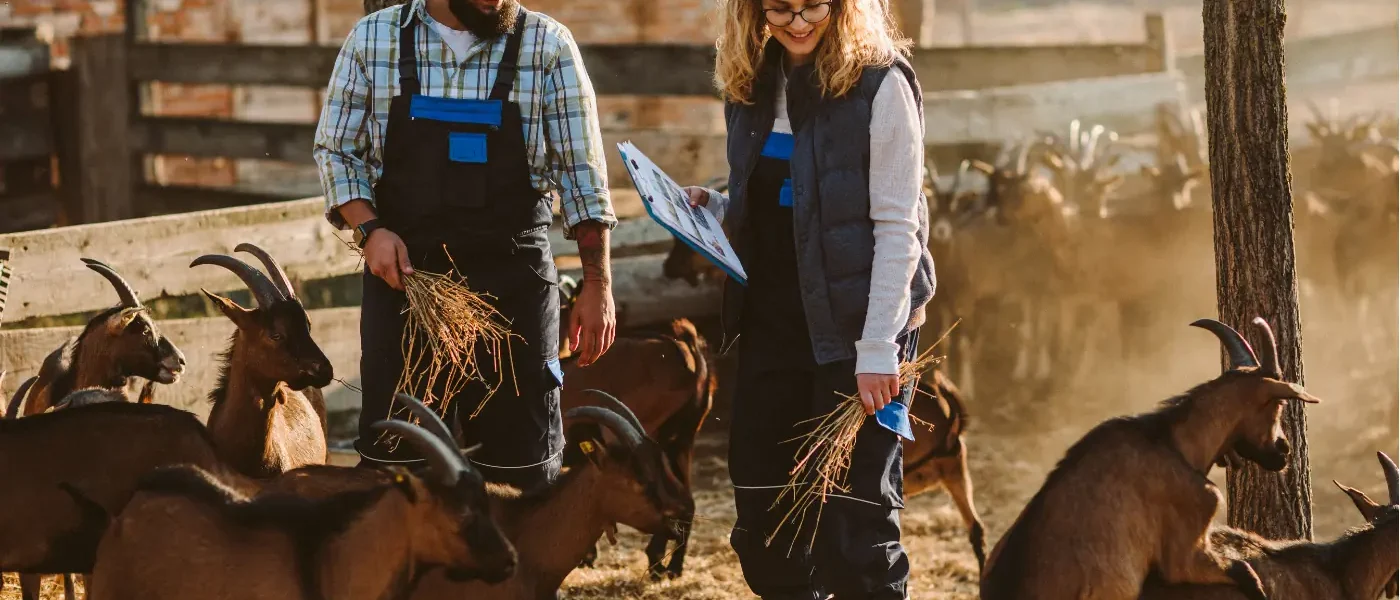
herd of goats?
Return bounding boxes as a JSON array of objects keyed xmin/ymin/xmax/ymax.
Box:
[{"xmin": 0, "ymin": 107, "xmax": 1395, "ymax": 600}]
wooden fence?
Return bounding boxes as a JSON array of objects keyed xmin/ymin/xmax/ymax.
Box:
[
  {"xmin": 0, "ymin": 189, "xmax": 703, "ymax": 416},
  {"xmin": 0, "ymin": 5, "xmax": 1177, "ymax": 233},
  {"xmin": 0, "ymin": 28, "xmax": 61, "ymax": 233}
]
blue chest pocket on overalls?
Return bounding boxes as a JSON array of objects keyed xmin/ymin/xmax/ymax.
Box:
[
  {"xmin": 409, "ymin": 96, "xmax": 501, "ymax": 164},
  {"xmin": 449, "ymin": 133, "xmax": 488, "ymax": 163}
]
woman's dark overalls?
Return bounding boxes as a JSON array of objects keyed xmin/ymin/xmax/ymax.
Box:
[
  {"xmin": 355, "ymin": 8, "xmax": 564, "ymax": 490},
  {"xmin": 727, "ymin": 125, "xmax": 916, "ymax": 598}
]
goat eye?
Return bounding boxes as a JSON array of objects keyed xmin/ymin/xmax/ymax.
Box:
[{"xmin": 270, "ymin": 332, "xmax": 284, "ymax": 342}]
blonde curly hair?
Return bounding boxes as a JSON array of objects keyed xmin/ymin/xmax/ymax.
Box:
[{"xmin": 713, "ymin": 0, "xmax": 912, "ymax": 104}]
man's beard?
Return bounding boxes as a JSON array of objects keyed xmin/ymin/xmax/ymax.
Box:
[{"xmin": 447, "ymin": 0, "xmax": 519, "ymax": 38}]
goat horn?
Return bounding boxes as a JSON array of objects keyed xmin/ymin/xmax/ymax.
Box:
[
  {"xmin": 954, "ymin": 159, "xmax": 969, "ymax": 194},
  {"xmin": 1190, "ymin": 318, "xmax": 1260, "ymax": 370},
  {"xmin": 1015, "ymin": 142, "xmax": 1032, "ymax": 175},
  {"xmin": 234, "ymin": 243, "xmax": 295, "ymax": 302},
  {"xmin": 1070, "ymin": 119, "xmax": 1081, "ymax": 154},
  {"xmin": 1250, "ymin": 317, "xmax": 1282, "ymax": 377},
  {"xmin": 581, "ymin": 389, "xmax": 647, "ymax": 436},
  {"xmin": 190, "ymin": 255, "xmax": 283, "ymax": 309},
  {"xmin": 81, "ymin": 258, "xmax": 142, "ymax": 308},
  {"xmin": 390, "ymin": 393, "xmax": 457, "ymax": 450},
  {"xmin": 1378, "ymin": 451, "xmax": 1399, "ymax": 505},
  {"xmin": 6, "ymin": 376, "xmax": 36, "ymax": 419},
  {"xmin": 371, "ymin": 420, "xmax": 464, "ymax": 487},
  {"xmin": 564, "ymin": 406, "xmax": 644, "ymax": 450}
]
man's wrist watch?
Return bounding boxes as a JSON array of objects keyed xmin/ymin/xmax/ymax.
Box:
[{"xmin": 354, "ymin": 219, "xmax": 384, "ymax": 248}]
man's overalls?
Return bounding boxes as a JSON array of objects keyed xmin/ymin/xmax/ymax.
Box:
[
  {"xmin": 355, "ymin": 7, "xmax": 564, "ymax": 490},
  {"xmin": 726, "ymin": 102, "xmax": 916, "ymax": 599}
]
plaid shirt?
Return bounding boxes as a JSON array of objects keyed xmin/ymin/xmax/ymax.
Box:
[{"xmin": 313, "ymin": 0, "xmax": 615, "ymax": 238}]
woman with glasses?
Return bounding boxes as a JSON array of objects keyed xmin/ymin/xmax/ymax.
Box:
[{"xmin": 682, "ymin": 0, "xmax": 934, "ymax": 598}]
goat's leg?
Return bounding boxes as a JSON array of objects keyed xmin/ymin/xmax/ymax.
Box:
[
  {"xmin": 941, "ymin": 448, "xmax": 986, "ymax": 573},
  {"xmin": 578, "ymin": 539, "xmax": 599, "ymax": 568},
  {"xmin": 63, "ymin": 573, "xmax": 75, "ymax": 600},
  {"xmin": 19, "ymin": 574, "xmax": 40, "ymax": 600},
  {"xmin": 644, "ymin": 533, "xmax": 673, "ymax": 581},
  {"xmin": 1158, "ymin": 548, "xmax": 1267, "ymax": 600}
]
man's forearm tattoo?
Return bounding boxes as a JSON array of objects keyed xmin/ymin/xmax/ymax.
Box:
[{"xmin": 575, "ymin": 222, "xmax": 611, "ymax": 285}]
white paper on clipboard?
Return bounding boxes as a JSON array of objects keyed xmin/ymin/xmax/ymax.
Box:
[{"xmin": 616, "ymin": 142, "xmax": 748, "ymax": 285}]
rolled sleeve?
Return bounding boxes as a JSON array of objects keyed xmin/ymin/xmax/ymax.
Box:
[
  {"xmin": 313, "ymin": 22, "xmax": 377, "ymax": 230},
  {"xmin": 540, "ymin": 27, "xmax": 616, "ymax": 239}
]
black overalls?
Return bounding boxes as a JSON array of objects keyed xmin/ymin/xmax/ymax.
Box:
[
  {"xmin": 727, "ymin": 126, "xmax": 916, "ymax": 599},
  {"xmin": 356, "ymin": 8, "xmax": 564, "ymax": 490}
]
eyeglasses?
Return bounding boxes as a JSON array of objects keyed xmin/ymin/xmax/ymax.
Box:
[{"xmin": 763, "ymin": 1, "xmax": 833, "ymax": 27}]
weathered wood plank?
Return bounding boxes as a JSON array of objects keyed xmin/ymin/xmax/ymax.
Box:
[
  {"xmin": 1175, "ymin": 22, "xmax": 1398, "ymax": 100},
  {"xmin": 0, "ymin": 191, "xmax": 58, "ymax": 235},
  {"xmin": 126, "ymin": 38, "xmax": 1167, "ymax": 93},
  {"xmin": 134, "ymin": 184, "xmax": 308, "ymax": 216},
  {"xmin": 0, "ymin": 253, "xmax": 717, "ymax": 416},
  {"xmin": 0, "ymin": 192, "xmax": 671, "ymax": 320},
  {"xmin": 923, "ymin": 71, "xmax": 1186, "ymax": 145},
  {"xmin": 131, "ymin": 117, "xmax": 317, "ymax": 164}
]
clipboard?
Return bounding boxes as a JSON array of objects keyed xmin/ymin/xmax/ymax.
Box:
[{"xmin": 616, "ymin": 142, "xmax": 748, "ymax": 286}]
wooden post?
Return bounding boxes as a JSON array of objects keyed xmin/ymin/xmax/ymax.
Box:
[
  {"xmin": 889, "ymin": 0, "xmax": 928, "ymax": 47},
  {"xmin": 1143, "ymin": 13, "xmax": 1170, "ymax": 73},
  {"xmin": 1202, "ymin": 0, "xmax": 1313, "ymax": 540},
  {"xmin": 66, "ymin": 35, "xmax": 134, "ymax": 224}
]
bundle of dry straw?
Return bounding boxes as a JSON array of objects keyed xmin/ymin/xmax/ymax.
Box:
[
  {"xmin": 767, "ymin": 320, "xmax": 960, "ymax": 553},
  {"xmin": 347, "ymin": 243, "xmax": 517, "ymax": 436}
]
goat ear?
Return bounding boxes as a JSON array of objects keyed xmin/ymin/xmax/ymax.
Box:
[
  {"xmin": 968, "ymin": 160, "xmax": 996, "ymax": 175},
  {"xmin": 1334, "ymin": 480, "xmax": 1384, "ymax": 520},
  {"xmin": 202, "ymin": 289, "xmax": 257, "ymax": 329},
  {"xmin": 1261, "ymin": 379, "xmax": 1322, "ymax": 404},
  {"xmin": 566, "ymin": 422, "xmax": 611, "ymax": 468}
]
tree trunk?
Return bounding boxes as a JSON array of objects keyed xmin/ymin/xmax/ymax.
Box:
[{"xmin": 1202, "ymin": 0, "xmax": 1313, "ymax": 540}]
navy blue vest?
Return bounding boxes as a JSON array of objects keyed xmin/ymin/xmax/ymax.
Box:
[{"xmin": 720, "ymin": 41, "xmax": 936, "ymax": 365}]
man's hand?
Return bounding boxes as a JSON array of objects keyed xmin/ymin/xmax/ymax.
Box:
[
  {"xmin": 856, "ymin": 373, "xmax": 900, "ymax": 416},
  {"xmin": 569, "ymin": 221, "xmax": 616, "ymax": 366},
  {"xmin": 365, "ymin": 229, "xmax": 413, "ymax": 291},
  {"xmin": 338, "ymin": 199, "xmax": 413, "ymax": 291}
]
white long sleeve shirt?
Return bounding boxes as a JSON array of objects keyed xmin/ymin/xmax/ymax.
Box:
[{"xmin": 704, "ymin": 68, "xmax": 926, "ymax": 375}]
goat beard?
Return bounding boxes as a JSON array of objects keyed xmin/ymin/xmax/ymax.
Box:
[
  {"xmin": 1231, "ymin": 440, "xmax": 1289, "ymax": 472},
  {"xmin": 447, "ymin": 0, "xmax": 519, "ymax": 38}
]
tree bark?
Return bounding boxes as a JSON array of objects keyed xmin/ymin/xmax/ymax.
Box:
[{"xmin": 1202, "ymin": 0, "xmax": 1313, "ymax": 540}]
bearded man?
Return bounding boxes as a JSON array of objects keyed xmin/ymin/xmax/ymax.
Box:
[{"xmin": 314, "ymin": 0, "xmax": 617, "ymax": 488}]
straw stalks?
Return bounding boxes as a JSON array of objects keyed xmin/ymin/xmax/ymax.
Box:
[
  {"xmin": 766, "ymin": 320, "xmax": 961, "ymax": 553},
  {"xmin": 345, "ymin": 242, "xmax": 517, "ymax": 449}
]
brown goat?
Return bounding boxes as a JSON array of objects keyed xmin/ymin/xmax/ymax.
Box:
[
  {"xmin": 1140, "ymin": 451, "xmax": 1399, "ymax": 600},
  {"xmin": 903, "ymin": 370, "xmax": 985, "ymax": 573},
  {"xmin": 980, "ymin": 317, "xmax": 1323, "ymax": 600},
  {"xmin": 1039, "ymin": 119, "xmax": 1125, "ymax": 219},
  {"xmin": 191, "ymin": 243, "xmax": 334, "ymax": 478},
  {"xmin": 9, "ymin": 259, "xmax": 186, "ymax": 418},
  {"xmin": 558, "ymin": 281, "xmax": 715, "ymax": 579},
  {"xmin": 409, "ymin": 389, "xmax": 694, "ymax": 600},
  {"xmin": 88, "ymin": 394, "xmax": 518, "ymax": 600},
  {"xmin": 0, "ymin": 386, "xmax": 233, "ymax": 594}
]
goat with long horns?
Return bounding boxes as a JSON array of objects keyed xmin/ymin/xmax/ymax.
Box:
[
  {"xmin": 8, "ymin": 258, "xmax": 186, "ymax": 418},
  {"xmin": 191, "ymin": 243, "xmax": 335, "ymax": 478},
  {"xmin": 981, "ymin": 317, "xmax": 1322, "ymax": 600}
]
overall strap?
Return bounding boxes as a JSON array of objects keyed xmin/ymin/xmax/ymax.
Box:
[
  {"xmin": 398, "ymin": 5, "xmax": 421, "ymax": 96},
  {"xmin": 488, "ymin": 9, "xmax": 529, "ymax": 101}
]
